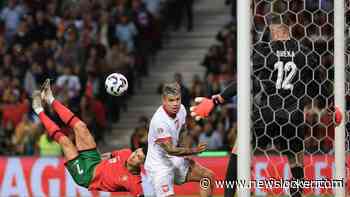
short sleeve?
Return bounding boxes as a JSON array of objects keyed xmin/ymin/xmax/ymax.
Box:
[
  {"xmin": 152, "ymin": 119, "xmax": 172, "ymax": 143},
  {"xmin": 129, "ymin": 176, "xmax": 143, "ymax": 196}
]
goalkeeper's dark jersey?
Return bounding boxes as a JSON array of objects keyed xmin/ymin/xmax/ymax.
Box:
[
  {"xmin": 252, "ymin": 39, "xmax": 312, "ymax": 124},
  {"xmin": 251, "ymin": 38, "xmax": 316, "ymax": 155}
]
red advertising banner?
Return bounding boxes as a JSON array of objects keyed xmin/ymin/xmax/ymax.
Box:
[
  {"xmin": 0, "ymin": 156, "xmax": 347, "ymax": 196},
  {"xmin": 252, "ymin": 155, "xmax": 345, "ymax": 196}
]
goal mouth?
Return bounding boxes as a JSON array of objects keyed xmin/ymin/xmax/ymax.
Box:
[{"xmin": 251, "ymin": 0, "xmax": 338, "ymax": 196}]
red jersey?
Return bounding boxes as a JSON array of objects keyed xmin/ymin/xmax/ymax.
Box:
[{"xmin": 88, "ymin": 149, "xmax": 143, "ymax": 196}]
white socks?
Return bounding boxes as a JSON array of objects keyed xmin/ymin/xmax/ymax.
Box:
[
  {"xmin": 48, "ymin": 95, "xmax": 55, "ymax": 105},
  {"xmin": 34, "ymin": 106, "xmax": 44, "ymax": 115}
]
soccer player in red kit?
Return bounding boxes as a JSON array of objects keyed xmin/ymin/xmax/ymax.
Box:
[{"xmin": 32, "ymin": 79, "xmax": 146, "ymax": 197}]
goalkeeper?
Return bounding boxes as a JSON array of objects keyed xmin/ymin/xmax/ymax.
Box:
[{"xmin": 190, "ymin": 81, "xmax": 237, "ymax": 197}]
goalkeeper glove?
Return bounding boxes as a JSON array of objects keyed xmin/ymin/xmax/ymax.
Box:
[
  {"xmin": 190, "ymin": 97, "xmax": 215, "ymax": 120},
  {"xmin": 335, "ymin": 106, "xmax": 343, "ymax": 126}
]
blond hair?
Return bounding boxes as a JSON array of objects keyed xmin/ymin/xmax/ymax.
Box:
[
  {"xmin": 270, "ymin": 24, "xmax": 290, "ymax": 41},
  {"xmin": 162, "ymin": 82, "xmax": 181, "ymax": 97}
]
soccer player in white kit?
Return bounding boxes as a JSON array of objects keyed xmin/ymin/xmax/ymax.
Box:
[{"xmin": 145, "ymin": 82, "xmax": 215, "ymax": 197}]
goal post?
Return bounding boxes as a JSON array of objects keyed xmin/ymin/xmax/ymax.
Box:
[
  {"xmin": 334, "ymin": 0, "xmax": 346, "ymax": 196},
  {"xmin": 237, "ymin": 0, "xmax": 252, "ymax": 196}
]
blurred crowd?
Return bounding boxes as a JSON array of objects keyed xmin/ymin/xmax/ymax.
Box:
[
  {"xmin": 2, "ymin": 0, "xmax": 343, "ymax": 156},
  {"xmin": 0, "ymin": 0, "xmax": 193, "ymax": 156},
  {"xmin": 131, "ymin": 1, "xmax": 237, "ymax": 152}
]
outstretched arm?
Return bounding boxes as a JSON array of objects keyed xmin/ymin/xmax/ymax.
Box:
[
  {"xmin": 190, "ymin": 81, "xmax": 236, "ymax": 119},
  {"xmin": 178, "ymin": 124, "xmax": 192, "ymax": 148},
  {"xmin": 219, "ymin": 81, "xmax": 236, "ymax": 103},
  {"xmin": 211, "ymin": 81, "xmax": 236, "ymax": 105}
]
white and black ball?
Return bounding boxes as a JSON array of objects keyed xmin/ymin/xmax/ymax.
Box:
[{"xmin": 105, "ymin": 73, "xmax": 128, "ymax": 96}]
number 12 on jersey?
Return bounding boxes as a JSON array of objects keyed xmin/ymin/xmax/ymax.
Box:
[{"xmin": 274, "ymin": 61, "xmax": 297, "ymax": 90}]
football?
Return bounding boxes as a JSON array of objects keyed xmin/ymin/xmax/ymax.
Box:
[{"xmin": 105, "ymin": 73, "xmax": 128, "ymax": 96}]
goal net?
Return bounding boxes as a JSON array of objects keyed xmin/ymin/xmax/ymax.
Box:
[{"xmin": 251, "ymin": 0, "xmax": 341, "ymax": 196}]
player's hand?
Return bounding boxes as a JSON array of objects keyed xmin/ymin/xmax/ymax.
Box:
[
  {"xmin": 192, "ymin": 142, "xmax": 208, "ymax": 154},
  {"xmin": 190, "ymin": 97, "xmax": 215, "ymax": 120}
]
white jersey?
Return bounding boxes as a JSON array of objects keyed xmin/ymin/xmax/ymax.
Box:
[{"xmin": 145, "ymin": 104, "xmax": 187, "ymax": 172}]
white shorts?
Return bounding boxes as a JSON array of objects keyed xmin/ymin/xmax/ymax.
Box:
[{"xmin": 147, "ymin": 157, "xmax": 190, "ymax": 197}]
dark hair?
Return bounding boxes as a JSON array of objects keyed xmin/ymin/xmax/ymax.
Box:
[{"xmin": 141, "ymin": 145, "xmax": 148, "ymax": 157}]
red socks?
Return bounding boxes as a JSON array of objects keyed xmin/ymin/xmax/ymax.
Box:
[
  {"xmin": 52, "ymin": 100, "xmax": 80, "ymax": 128},
  {"xmin": 38, "ymin": 99, "xmax": 81, "ymax": 142},
  {"xmin": 38, "ymin": 112, "xmax": 65, "ymax": 142}
]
